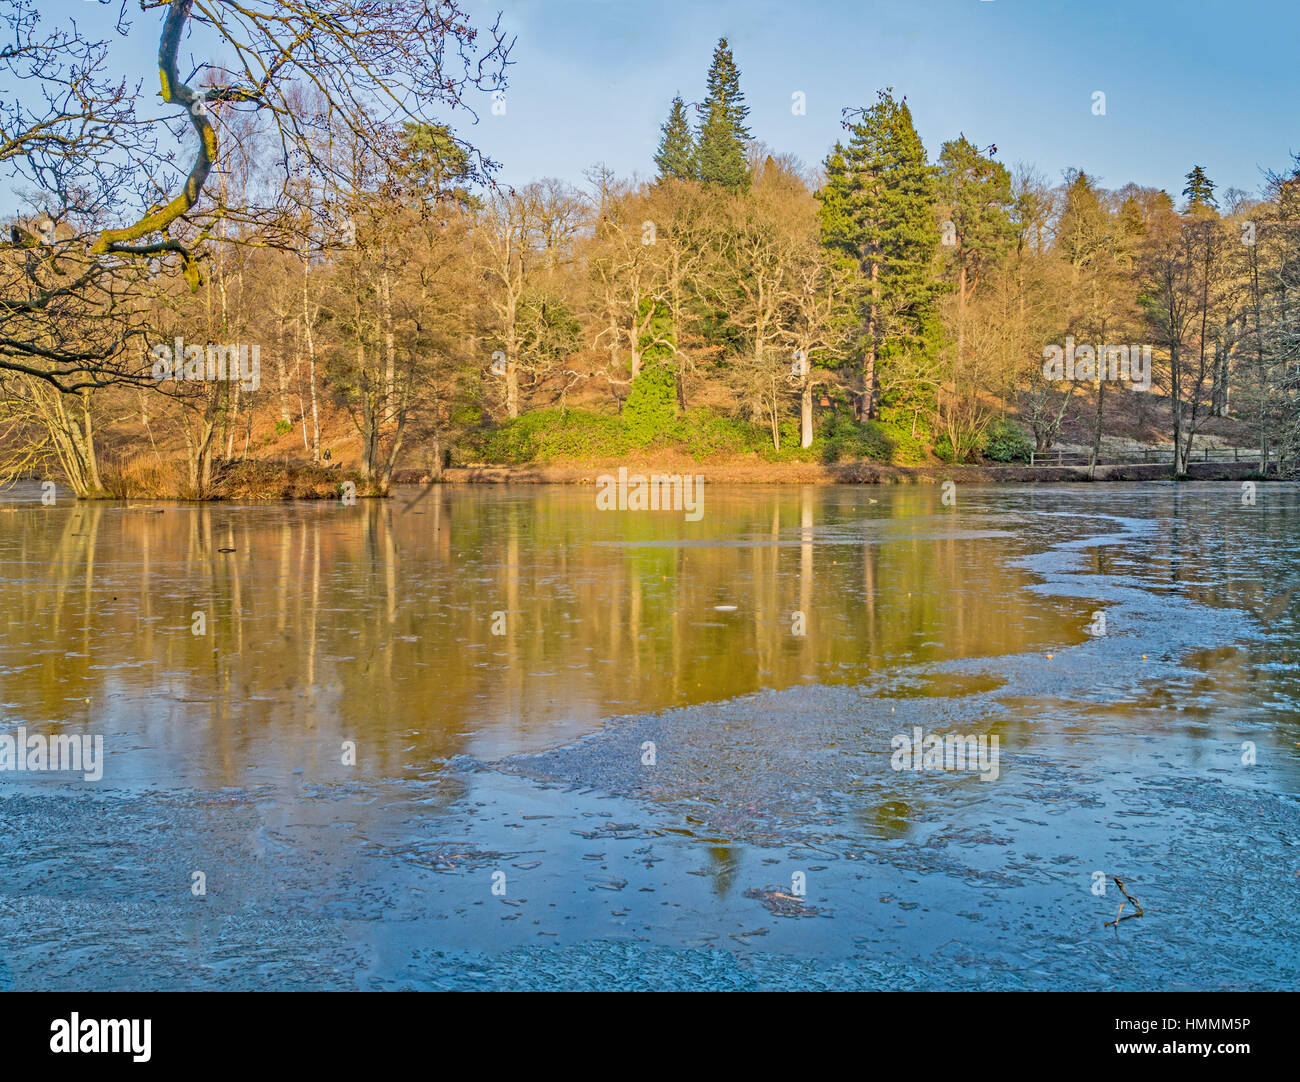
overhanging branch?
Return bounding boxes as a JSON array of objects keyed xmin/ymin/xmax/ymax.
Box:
[{"xmin": 90, "ymin": 0, "xmax": 212, "ymax": 291}]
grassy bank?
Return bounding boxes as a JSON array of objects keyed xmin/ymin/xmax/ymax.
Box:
[{"xmin": 96, "ymin": 458, "xmax": 373, "ymax": 501}]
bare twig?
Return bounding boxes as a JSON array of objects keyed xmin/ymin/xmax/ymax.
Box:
[{"xmin": 1104, "ymin": 876, "xmax": 1144, "ymax": 928}]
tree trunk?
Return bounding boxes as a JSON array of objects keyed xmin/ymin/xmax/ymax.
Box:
[
  {"xmin": 303, "ymin": 254, "xmax": 321, "ymax": 464},
  {"xmin": 800, "ymin": 379, "xmax": 813, "ymax": 449},
  {"xmin": 1171, "ymin": 343, "xmax": 1184, "ymax": 479},
  {"xmin": 277, "ymin": 321, "xmax": 290, "ymax": 424},
  {"xmin": 1088, "ymin": 381, "xmax": 1105, "ymax": 479},
  {"xmin": 863, "ymin": 260, "xmax": 879, "ymax": 419}
]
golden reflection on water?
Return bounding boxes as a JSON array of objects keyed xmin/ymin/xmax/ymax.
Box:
[{"xmin": 0, "ymin": 486, "xmax": 1092, "ymax": 786}]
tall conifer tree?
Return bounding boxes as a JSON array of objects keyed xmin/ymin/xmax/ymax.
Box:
[
  {"xmin": 654, "ymin": 95, "xmax": 697, "ymax": 181},
  {"xmin": 817, "ymin": 90, "xmax": 938, "ymax": 416},
  {"xmin": 695, "ymin": 38, "xmax": 750, "ymax": 190},
  {"xmin": 1183, "ymin": 165, "xmax": 1218, "ymax": 215}
]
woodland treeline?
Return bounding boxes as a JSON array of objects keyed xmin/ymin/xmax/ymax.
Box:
[{"xmin": 3, "ymin": 10, "xmax": 1298, "ymax": 497}]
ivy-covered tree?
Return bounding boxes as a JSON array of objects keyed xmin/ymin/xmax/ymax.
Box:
[{"xmin": 622, "ymin": 357, "xmax": 678, "ymax": 447}]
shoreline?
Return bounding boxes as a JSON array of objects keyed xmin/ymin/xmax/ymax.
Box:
[
  {"xmin": 413, "ymin": 459, "xmax": 1279, "ymax": 486},
  {"xmin": 3, "ymin": 459, "xmax": 1280, "ymax": 503}
]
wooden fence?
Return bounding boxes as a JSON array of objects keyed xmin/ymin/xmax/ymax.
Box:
[{"xmin": 1027, "ymin": 447, "xmax": 1275, "ymax": 468}]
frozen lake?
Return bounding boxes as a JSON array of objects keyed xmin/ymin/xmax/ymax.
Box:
[{"xmin": 0, "ymin": 481, "xmax": 1296, "ymax": 989}]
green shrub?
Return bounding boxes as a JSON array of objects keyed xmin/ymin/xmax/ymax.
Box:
[
  {"xmin": 875, "ymin": 410, "xmax": 932, "ymax": 465},
  {"xmin": 483, "ymin": 409, "xmax": 628, "ymax": 463},
  {"xmin": 818, "ymin": 412, "xmax": 894, "ymax": 463},
  {"xmin": 669, "ymin": 409, "xmax": 750, "ymax": 459},
  {"xmin": 755, "ymin": 418, "xmax": 806, "ymax": 461},
  {"xmin": 982, "ymin": 416, "xmax": 1035, "ymax": 462},
  {"xmin": 934, "ymin": 429, "xmax": 987, "ymax": 464}
]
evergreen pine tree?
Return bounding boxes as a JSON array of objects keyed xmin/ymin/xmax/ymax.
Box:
[
  {"xmin": 1183, "ymin": 165, "xmax": 1218, "ymax": 215},
  {"xmin": 937, "ymin": 135, "xmax": 1013, "ymax": 371},
  {"xmin": 878, "ymin": 98, "xmax": 941, "ymax": 336},
  {"xmin": 399, "ymin": 122, "xmax": 475, "ymax": 208},
  {"xmin": 937, "ymin": 135, "xmax": 1014, "ymax": 298},
  {"xmin": 817, "ymin": 90, "xmax": 939, "ymax": 416},
  {"xmin": 654, "ymin": 95, "xmax": 697, "ymax": 181},
  {"xmin": 1056, "ymin": 170, "xmax": 1108, "ymax": 268},
  {"xmin": 1117, "ymin": 194, "xmax": 1147, "ymax": 239},
  {"xmin": 695, "ymin": 38, "xmax": 750, "ymax": 191}
]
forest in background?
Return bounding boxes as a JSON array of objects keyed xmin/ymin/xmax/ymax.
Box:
[{"xmin": 4, "ymin": 10, "xmax": 1299, "ymax": 498}]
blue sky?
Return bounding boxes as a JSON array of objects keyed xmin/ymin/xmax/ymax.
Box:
[{"xmin": 65, "ymin": 0, "xmax": 1300, "ymax": 200}]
